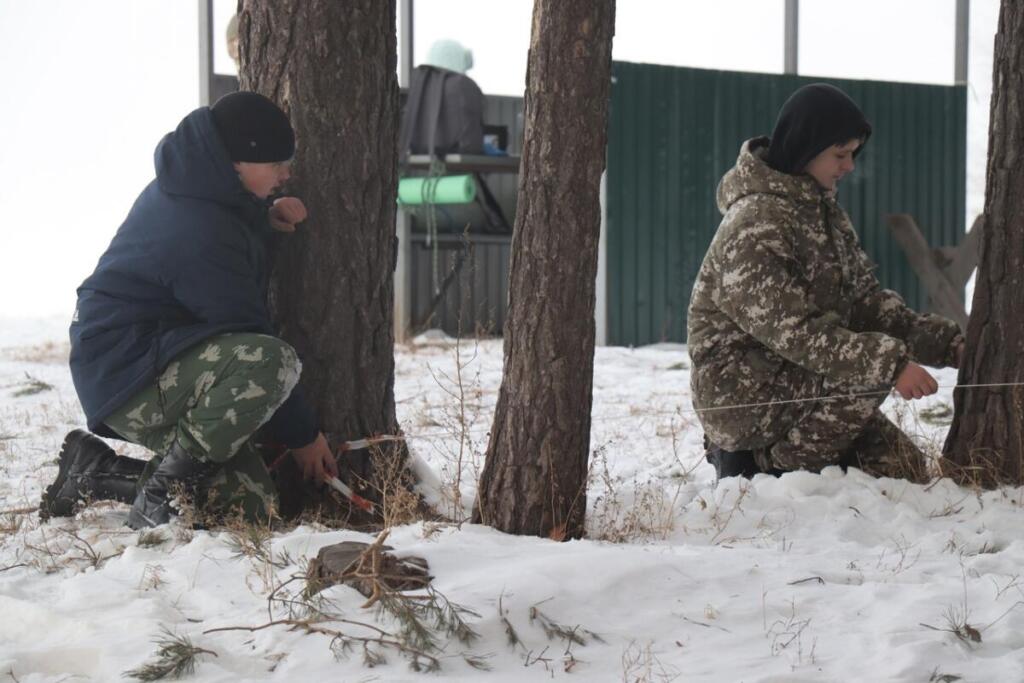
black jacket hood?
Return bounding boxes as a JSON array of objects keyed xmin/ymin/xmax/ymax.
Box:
[
  {"xmin": 765, "ymin": 83, "xmax": 872, "ymax": 175},
  {"xmin": 154, "ymin": 107, "xmax": 249, "ymax": 206}
]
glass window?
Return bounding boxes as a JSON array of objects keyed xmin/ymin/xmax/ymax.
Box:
[{"xmin": 800, "ymin": 0, "xmax": 957, "ymax": 85}]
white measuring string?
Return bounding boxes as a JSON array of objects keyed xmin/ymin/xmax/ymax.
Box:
[
  {"xmin": 386, "ymin": 381, "xmax": 1024, "ymax": 444},
  {"xmin": 692, "ymin": 381, "xmax": 1024, "ymax": 414}
]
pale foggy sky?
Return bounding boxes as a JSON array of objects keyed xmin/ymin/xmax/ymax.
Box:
[{"xmin": 0, "ymin": 0, "xmax": 1000, "ymax": 319}]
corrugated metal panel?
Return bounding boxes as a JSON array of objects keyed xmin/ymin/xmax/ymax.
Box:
[
  {"xmin": 606, "ymin": 62, "xmax": 967, "ymax": 346},
  {"xmin": 404, "ymin": 94, "xmax": 522, "ymax": 336},
  {"xmin": 409, "ymin": 233, "xmax": 511, "ymax": 335}
]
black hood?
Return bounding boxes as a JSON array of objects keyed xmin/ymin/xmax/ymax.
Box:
[
  {"xmin": 154, "ymin": 107, "xmax": 249, "ymax": 207},
  {"xmin": 765, "ymin": 83, "xmax": 872, "ymax": 175}
]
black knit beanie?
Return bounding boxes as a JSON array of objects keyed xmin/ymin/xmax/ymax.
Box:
[
  {"xmin": 765, "ymin": 83, "xmax": 871, "ymax": 175},
  {"xmin": 211, "ymin": 91, "xmax": 295, "ymax": 163}
]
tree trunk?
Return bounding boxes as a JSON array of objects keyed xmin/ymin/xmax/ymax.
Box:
[
  {"xmin": 942, "ymin": 0, "xmax": 1024, "ymax": 486},
  {"xmin": 472, "ymin": 0, "xmax": 615, "ymax": 539},
  {"xmin": 238, "ymin": 3, "xmax": 405, "ymax": 509}
]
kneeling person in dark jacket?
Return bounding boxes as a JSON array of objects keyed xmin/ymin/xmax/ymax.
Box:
[{"xmin": 41, "ymin": 92, "xmax": 338, "ymax": 528}]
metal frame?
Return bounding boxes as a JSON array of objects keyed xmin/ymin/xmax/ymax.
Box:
[
  {"xmin": 394, "ymin": 0, "xmax": 415, "ymax": 342},
  {"xmin": 955, "ymin": 0, "xmax": 969, "ymax": 84},
  {"xmin": 784, "ymin": 0, "xmax": 799, "ymax": 75},
  {"xmin": 198, "ymin": 0, "xmax": 214, "ymax": 105},
  {"xmin": 596, "ymin": 171, "xmax": 608, "ymax": 346}
]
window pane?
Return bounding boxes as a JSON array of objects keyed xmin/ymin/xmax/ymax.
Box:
[
  {"xmin": 614, "ymin": 0, "xmax": 784, "ymax": 74},
  {"xmin": 800, "ymin": 0, "xmax": 956, "ymax": 85}
]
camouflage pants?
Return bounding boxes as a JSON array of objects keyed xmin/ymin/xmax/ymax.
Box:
[
  {"xmin": 756, "ymin": 379, "xmax": 928, "ymax": 482},
  {"xmin": 105, "ymin": 333, "xmax": 302, "ymax": 523}
]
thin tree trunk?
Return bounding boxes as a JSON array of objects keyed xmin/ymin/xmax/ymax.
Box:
[
  {"xmin": 473, "ymin": 0, "xmax": 616, "ymax": 539},
  {"xmin": 942, "ymin": 0, "xmax": 1024, "ymax": 486},
  {"xmin": 238, "ymin": 2, "xmax": 405, "ymax": 507}
]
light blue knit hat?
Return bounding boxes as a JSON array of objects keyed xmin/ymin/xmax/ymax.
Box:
[{"xmin": 424, "ymin": 39, "xmax": 473, "ymax": 74}]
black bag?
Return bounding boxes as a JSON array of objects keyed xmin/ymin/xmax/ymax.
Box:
[{"xmin": 399, "ymin": 65, "xmax": 484, "ymax": 159}]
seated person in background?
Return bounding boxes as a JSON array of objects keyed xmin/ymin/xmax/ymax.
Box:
[
  {"xmin": 400, "ymin": 39, "xmax": 489, "ymax": 158},
  {"xmin": 687, "ymin": 83, "xmax": 964, "ymax": 483},
  {"xmin": 41, "ymin": 91, "xmax": 337, "ymax": 528},
  {"xmin": 226, "ymin": 13, "xmax": 240, "ymax": 70}
]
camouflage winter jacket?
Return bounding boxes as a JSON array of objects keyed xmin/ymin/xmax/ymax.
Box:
[{"xmin": 687, "ymin": 138, "xmax": 961, "ymax": 450}]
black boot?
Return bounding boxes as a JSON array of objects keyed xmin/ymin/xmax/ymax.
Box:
[
  {"xmin": 126, "ymin": 442, "xmax": 220, "ymax": 529},
  {"xmin": 706, "ymin": 445, "xmax": 761, "ymax": 479},
  {"xmin": 705, "ymin": 439, "xmax": 784, "ymax": 480},
  {"xmin": 40, "ymin": 430, "xmax": 147, "ymax": 520}
]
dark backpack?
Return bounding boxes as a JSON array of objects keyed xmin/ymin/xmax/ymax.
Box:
[{"xmin": 400, "ymin": 65, "xmax": 484, "ymax": 159}]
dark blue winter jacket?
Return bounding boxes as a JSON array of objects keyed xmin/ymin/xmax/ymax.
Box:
[{"xmin": 69, "ymin": 107, "xmax": 318, "ymax": 449}]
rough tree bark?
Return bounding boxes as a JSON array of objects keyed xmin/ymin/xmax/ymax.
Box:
[
  {"xmin": 472, "ymin": 0, "xmax": 616, "ymax": 539},
  {"xmin": 238, "ymin": 2, "xmax": 404, "ymax": 508},
  {"xmin": 942, "ymin": 0, "xmax": 1024, "ymax": 486}
]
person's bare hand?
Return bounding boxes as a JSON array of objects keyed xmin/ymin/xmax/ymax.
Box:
[
  {"xmin": 895, "ymin": 361, "xmax": 939, "ymax": 400},
  {"xmin": 269, "ymin": 196, "xmax": 308, "ymax": 233},
  {"xmin": 291, "ymin": 432, "xmax": 338, "ymax": 483}
]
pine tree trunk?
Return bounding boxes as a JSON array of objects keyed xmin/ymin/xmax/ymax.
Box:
[
  {"xmin": 472, "ymin": 0, "xmax": 616, "ymax": 539},
  {"xmin": 942, "ymin": 0, "xmax": 1024, "ymax": 486},
  {"xmin": 238, "ymin": 3, "xmax": 404, "ymax": 500}
]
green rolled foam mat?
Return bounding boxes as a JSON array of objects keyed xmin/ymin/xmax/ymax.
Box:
[{"xmin": 398, "ymin": 175, "xmax": 476, "ymax": 205}]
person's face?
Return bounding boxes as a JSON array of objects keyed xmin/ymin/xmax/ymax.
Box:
[
  {"xmin": 803, "ymin": 139, "xmax": 860, "ymax": 192},
  {"xmin": 233, "ymin": 160, "xmax": 291, "ymax": 199}
]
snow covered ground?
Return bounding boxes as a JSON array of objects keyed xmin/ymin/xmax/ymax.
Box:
[{"xmin": 2, "ymin": 317, "xmax": 1024, "ymax": 682}]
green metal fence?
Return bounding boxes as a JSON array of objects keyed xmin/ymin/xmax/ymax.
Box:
[{"xmin": 605, "ymin": 62, "xmax": 967, "ymax": 346}]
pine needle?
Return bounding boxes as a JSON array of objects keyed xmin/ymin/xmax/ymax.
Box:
[
  {"xmin": 498, "ymin": 592, "xmax": 522, "ymax": 650},
  {"xmin": 463, "ymin": 653, "xmax": 494, "ymax": 670},
  {"xmin": 529, "ymin": 604, "xmax": 602, "ymax": 646},
  {"xmin": 122, "ymin": 629, "xmax": 217, "ymax": 681},
  {"xmin": 12, "ymin": 373, "xmax": 53, "ymax": 397}
]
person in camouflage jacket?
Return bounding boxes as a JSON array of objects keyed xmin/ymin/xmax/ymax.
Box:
[{"xmin": 687, "ymin": 84, "xmax": 963, "ymax": 481}]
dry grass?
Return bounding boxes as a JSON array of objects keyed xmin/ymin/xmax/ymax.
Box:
[
  {"xmin": 935, "ymin": 448, "xmax": 1012, "ymax": 491},
  {"xmin": 136, "ymin": 529, "xmax": 168, "ymax": 548},
  {"xmin": 588, "ymin": 447, "xmax": 683, "ymax": 543},
  {"xmin": 138, "ymin": 563, "xmax": 166, "ymax": 591},
  {"xmin": 366, "ymin": 441, "xmax": 426, "ymax": 529},
  {"xmin": 16, "ymin": 519, "xmax": 127, "ymax": 574},
  {"xmin": 1, "ymin": 341, "xmax": 70, "ymax": 365},
  {"xmin": 420, "ymin": 337, "xmax": 489, "ymax": 523},
  {"xmin": 919, "ymin": 558, "xmax": 1024, "ymax": 651},
  {"xmin": 620, "ymin": 640, "xmax": 679, "ymax": 683},
  {"xmin": 920, "ymin": 562, "xmax": 982, "ymax": 648},
  {"xmin": 220, "ymin": 516, "xmax": 296, "ymax": 594},
  {"xmin": 898, "ymin": 394, "xmax": 1024, "ymax": 490},
  {"xmin": 875, "ymin": 534, "xmax": 922, "ymax": 576}
]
